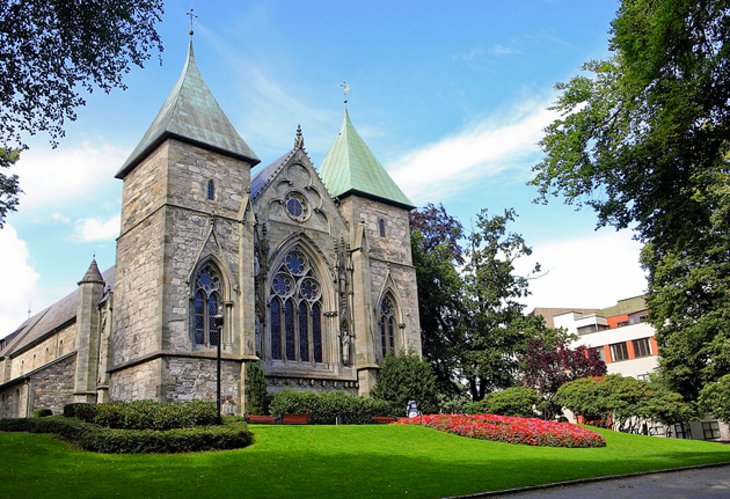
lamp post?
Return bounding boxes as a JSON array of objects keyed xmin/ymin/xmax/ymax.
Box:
[{"xmin": 213, "ymin": 309, "xmax": 224, "ymax": 424}]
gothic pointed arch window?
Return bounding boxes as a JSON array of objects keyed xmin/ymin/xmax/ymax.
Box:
[
  {"xmin": 191, "ymin": 261, "xmax": 223, "ymax": 347},
  {"xmin": 269, "ymin": 248, "xmax": 323, "ymax": 363},
  {"xmin": 379, "ymin": 293, "xmax": 398, "ymax": 358}
]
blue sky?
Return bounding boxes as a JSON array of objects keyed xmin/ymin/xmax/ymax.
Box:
[{"xmin": 0, "ymin": 0, "xmax": 647, "ymax": 334}]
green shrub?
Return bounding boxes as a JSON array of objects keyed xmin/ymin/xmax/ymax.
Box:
[
  {"xmin": 32, "ymin": 408, "xmax": 53, "ymax": 418},
  {"xmin": 63, "ymin": 403, "xmax": 98, "ymax": 422},
  {"xmin": 93, "ymin": 400, "xmax": 217, "ymax": 430},
  {"xmin": 371, "ymin": 350, "xmax": 440, "ymax": 416},
  {"xmin": 245, "ymin": 362, "xmax": 270, "ymax": 416},
  {"xmin": 269, "ymin": 390, "xmax": 393, "ymax": 424},
  {"xmin": 79, "ymin": 423, "xmax": 253, "ymax": 454},
  {"xmin": 0, "ymin": 416, "xmax": 96, "ymax": 440},
  {"xmin": 483, "ymin": 387, "xmax": 540, "ymax": 418},
  {"xmin": 0, "ymin": 415, "xmax": 252, "ymax": 453}
]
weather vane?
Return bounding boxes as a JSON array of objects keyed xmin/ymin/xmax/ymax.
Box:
[
  {"xmin": 187, "ymin": 7, "xmax": 198, "ymax": 38},
  {"xmin": 340, "ymin": 81, "xmax": 351, "ymax": 106}
]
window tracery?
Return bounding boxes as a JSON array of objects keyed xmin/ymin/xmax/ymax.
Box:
[
  {"xmin": 191, "ymin": 262, "xmax": 222, "ymax": 347},
  {"xmin": 379, "ymin": 294, "xmax": 397, "ymax": 358},
  {"xmin": 270, "ymin": 249, "xmax": 323, "ymax": 363}
]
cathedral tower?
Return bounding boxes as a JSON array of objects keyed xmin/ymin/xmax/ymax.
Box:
[
  {"xmin": 319, "ymin": 109, "xmax": 421, "ymax": 395},
  {"xmin": 110, "ymin": 41, "xmax": 259, "ymax": 413}
]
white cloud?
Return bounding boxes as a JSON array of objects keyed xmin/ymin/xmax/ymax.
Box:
[
  {"xmin": 11, "ymin": 140, "xmax": 128, "ymax": 210},
  {"xmin": 388, "ymin": 100, "xmax": 558, "ymax": 203},
  {"xmin": 514, "ymin": 230, "xmax": 648, "ymax": 311},
  {"xmin": 51, "ymin": 212, "xmax": 70, "ymax": 224},
  {"xmin": 73, "ymin": 214, "xmax": 120, "ymax": 242},
  {"xmin": 0, "ymin": 225, "xmax": 41, "ymax": 335},
  {"xmin": 488, "ymin": 43, "xmax": 518, "ymax": 55}
]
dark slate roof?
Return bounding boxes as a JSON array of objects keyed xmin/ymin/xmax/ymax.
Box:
[
  {"xmin": 78, "ymin": 258, "xmax": 104, "ymax": 285},
  {"xmin": 116, "ymin": 41, "xmax": 259, "ymax": 179},
  {"xmin": 319, "ymin": 109, "xmax": 414, "ymax": 210},
  {"xmin": 250, "ymin": 151, "xmax": 295, "ymax": 200},
  {"xmin": 0, "ymin": 267, "xmax": 115, "ymax": 357}
]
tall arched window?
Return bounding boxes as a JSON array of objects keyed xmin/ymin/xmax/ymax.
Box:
[
  {"xmin": 191, "ymin": 262, "xmax": 222, "ymax": 346},
  {"xmin": 379, "ymin": 294, "xmax": 397, "ymax": 358},
  {"xmin": 270, "ymin": 249, "xmax": 323, "ymax": 363},
  {"xmin": 207, "ymin": 179, "xmax": 215, "ymax": 200}
]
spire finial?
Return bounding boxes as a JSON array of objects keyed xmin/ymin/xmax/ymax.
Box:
[
  {"xmin": 187, "ymin": 7, "xmax": 198, "ymax": 38},
  {"xmin": 294, "ymin": 124, "xmax": 304, "ymax": 148},
  {"xmin": 340, "ymin": 81, "xmax": 351, "ymax": 107}
]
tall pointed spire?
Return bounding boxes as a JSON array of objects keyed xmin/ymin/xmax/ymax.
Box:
[
  {"xmin": 319, "ymin": 109, "xmax": 414, "ymax": 210},
  {"xmin": 116, "ymin": 40, "xmax": 259, "ymax": 178}
]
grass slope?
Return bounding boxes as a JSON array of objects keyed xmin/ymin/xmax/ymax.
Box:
[{"xmin": 1, "ymin": 425, "xmax": 729, "ymax": 498}]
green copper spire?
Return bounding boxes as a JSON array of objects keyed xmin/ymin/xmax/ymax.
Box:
[
  {"xmin": 116, "ymin": 41, "xmax": 259, "ymax": 178},
  {"xmin": 319, "ymin": 109, "xmax": 414, "ymax": 210}
]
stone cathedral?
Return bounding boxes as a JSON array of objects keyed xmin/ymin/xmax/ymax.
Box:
[{"xmin": 0, "ymin": 42, "xmax": 421, "ymax": 417}]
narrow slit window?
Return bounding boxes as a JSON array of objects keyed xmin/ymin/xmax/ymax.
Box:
[
  {"xmin": 379, "ymin": 218, "xmax": 386, "ymax": 237},
  {"xmin": 207, "ymin": 179, "xmax": 215, "ymax": 200}
]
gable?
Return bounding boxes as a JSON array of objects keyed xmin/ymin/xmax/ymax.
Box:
[{"xmin": 251, "ymin": 148, "xmax": 349, "ymax": 238}]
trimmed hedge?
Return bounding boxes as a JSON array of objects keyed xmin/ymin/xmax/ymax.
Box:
[
  {"xmin": 32, "ymin": 408, "xmax": 53, "ymax": 418},
  {"xmin": 64, "ymin": 400, "xmax": 217, "ymax": 430},
  {"xmin": 269, "ymin": 390, "xmax": 392, "ymax": 424},
  {"xmin": 63, "ymin": 403, "xmax": 98, "ymax": 421},
  {"xmin": 0, "ymin": 416, "xmax": 253, "ymax": 453},
  {"xmin": 79, "ymin": 423, "xmax": 253, "ymax": 453}
]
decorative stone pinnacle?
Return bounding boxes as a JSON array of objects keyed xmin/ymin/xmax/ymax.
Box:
[{"xmin": 294, "ymin": 124, "xmax": 304, "ymax": 148}]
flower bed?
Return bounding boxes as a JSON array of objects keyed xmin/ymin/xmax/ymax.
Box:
[{"xmin": 393, "ymin": 414, "xmax": 606, "ymax": 448}]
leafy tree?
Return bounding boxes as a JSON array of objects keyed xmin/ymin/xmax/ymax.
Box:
[
  {"xmin": 556, "ymin": 375, "xmax": 695, "ymax": 433},
  {"xmin": 520, "ymin": 320, "xmax": 606, "ymax": 419},
  {"xmin": 410, "ymin": 203, "xmax": 465, "ymax": 397},
  {"xmin": 0, "ymin": 149, "xmax": 20, "ymax": 228},
  {"xmin": 0, "ymin": 0, "xmax": 164, "ymax": 223},
  {"xmin": 244, "ymin": 362, "xmax": 270, "ymax": 416},
  {"xmin": 531, "ymin": 0, "xmax": 730, "ymax": 401},
  {"xmin": 372, "ymin": 350, "xmax": 440, "ymax": 416},
  {"xmin": 459, "ymin": 209, "xmax": 539, "ymax": 400},
  {"xmin": 554, "ymin": 376, "xmax": 610, "ymax": 425},
  {"xmin": 699, "ymin": 374, "xmax": 730, "ymax": 423}
]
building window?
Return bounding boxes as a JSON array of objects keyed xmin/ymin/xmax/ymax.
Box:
[
  {"xmin": 191, "ymin": 262, "xmax": 222, "ymax": 347},
  {"xmin": 673, "ymin": 423, "xmax": 692, "ymax": 439},
  {"xmin": 610, "ymin": 342, "xmax": 629, "ymax": 362},
  {"xmin": 633, "ymin": 338, "xmax": 652, "ymax": 358},
  {"xmin": 628, "ymin": 313, "xmax": 648, "ymax": 325},
  {"xmin": 702, "ymin": 421, "xmax": 721, "ymax": 440},
  {"xmin": 378, "ymin": 218, "xmax": 386, "ymax": 237},
  {"xmin": 649, "ymin": 425, "xmax": 666, "ymax": 437},
  {"xmin": 379, "ymin": 294, "xmax": 397, "ymax": 358},
  {"xmin": 207, "ymin": 179, "xmax": 215, "ymax": 200},
  {"xmin": 285, "ymin": 191, "xmax": 309, "ymax": 222},
  {"xmin": 269, "ymin": 249, "xmax": 323, "ymax": 363}
]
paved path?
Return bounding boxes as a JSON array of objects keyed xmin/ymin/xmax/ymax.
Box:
[{"xmin": 496, "ymin": 464, "xmax": 730, "ymax": 498}]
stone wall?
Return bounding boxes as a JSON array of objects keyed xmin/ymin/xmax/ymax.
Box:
[
  {"xmin": 162, "ymin": 356, "xmax": 241, "ymax": 415},
  {"xmin": 9, "ymin": 323, "xmax": 76, "ymax": 380},
  {"xmin": 0, "ymin": 354, "xmax": 76, "ymax": 417},
  {"xmin": 110, "ymin": 360, "xmax": 161, "ymax": 401},
  {"xmin": 339, "ymin": 196, "xmax": 422, "ymax": 360},
  {"xmin": 28, "ymin": 355, "xmax": 76, "ymax": 415}
]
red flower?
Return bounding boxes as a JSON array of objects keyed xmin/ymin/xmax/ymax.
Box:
[{"xmin": 392, "ymin": 413, "xmax": 606, "ymax": 448}]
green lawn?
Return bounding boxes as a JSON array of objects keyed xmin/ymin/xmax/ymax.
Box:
[{"xmin": 1, "ymin": 425, "xmax": 729, "ymax": 498}]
